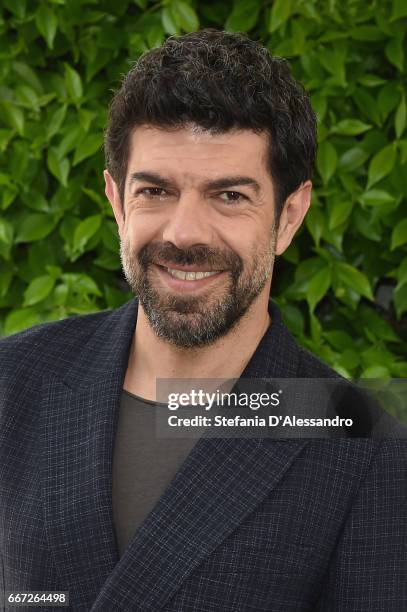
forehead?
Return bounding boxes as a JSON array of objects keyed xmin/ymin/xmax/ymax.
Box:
[{"xmin": 126, "ymin": 124, "xmax": 270, "ymax": 181}]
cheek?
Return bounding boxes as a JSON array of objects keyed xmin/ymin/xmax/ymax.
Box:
[
  {"xmin": 124, "ymin": 215, "xmax": 161, "ymax": 251},
  {"xmin": 226, "ymin": 227, "xmax": 269, "ymax": 261}
]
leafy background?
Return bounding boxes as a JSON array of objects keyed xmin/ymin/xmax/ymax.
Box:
[{"xmin": 0, "ymin": 0, "xmax": 406, "ymax": 381}]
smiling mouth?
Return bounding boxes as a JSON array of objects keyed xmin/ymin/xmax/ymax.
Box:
[
  {"xmin": 153, "ymin": 263, "xmax": 226, "ymax": 285},
  {"xmin": 154, "ymin": 263, "xmax": 224, "ymax": 281},
  {"xmin": 165, "ymin": 267, "xmax": 220, "ymax": 280}
]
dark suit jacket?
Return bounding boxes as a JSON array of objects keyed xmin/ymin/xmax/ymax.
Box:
[{"xmin": 1, "ymin": 297, "xmax": 406, "ymax": 611}]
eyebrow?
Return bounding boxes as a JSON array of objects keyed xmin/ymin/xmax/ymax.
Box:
[{"xmin": 128, "ymin": 171, "xmax": 261, "ymax": 196}]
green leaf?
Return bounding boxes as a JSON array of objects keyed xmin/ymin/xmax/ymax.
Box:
[
  {"xmin": 52, "ymin": 283, "xmax": 68, "ymax": 307},
  {"xmin": 395, "ymin": 96, "xmax": 406, "ymax": 138},
  {"xmin": 328, "ymin": 199, "xmax": 353, "ymax": 229},
  {"xmin": 360, "ymin": 365, "xmax": 391, "ymax": 379},
  {"xmin": 396, "ymin": 257, "xmax": 407, "ymax": 290},
  {"xmin": 47, "ymin": 147, "xmax": 70, "ymax": 186},
  {"xmin": 359, "ymin": 305, "xmax": 400, "ymax": 343},
  {"xmin": 172, "ymin": 1, "xmax": 199, "ymax": 32},
  {"xmin": 72, "ymin": 214, "xmax": 102, "ymax": 252},
  {"xmin": 310, "ymin": 91, "xmax": 327, "ymax": 122},
  {"xmin": 15, "ymin": 213, "xmax": 56, "ymax": 243},
  {"xmin": 12, "ymin": 62, "xmax": 43, "ymax": 95},
  {"xmin": 282, "ymin": 241, "xmax": 299, "ymax": 264},
  {"xmin": 104, "ymin": 284, "xmax": 131, "ymax": 308},
  {"xmin": 280, "ymin": 304, "xmax": 304, "ymax": 335},
  {"xmin": 23, "ymin": 275, "xmax": 55, "ymax": 306},
  {"xmin": 4, "ymin": 308, "xmax": 41, "ymax": 336},
  {"xmin": 398, "ymin": 139, "xmax": 407, "ymax": 164},
  {"xmin": 338, "ymin": 147, "xmax": 369, "ymax": 171},
  {"xmin": 317, "ymin": 140, "xmax": 337, "ymax": 185},
  {"xmin": 94, "ymin": 252, "xmax": 121, "ymax": 270},
  {"xmin": 37, "ymin": 93, "xmax": 56, "ymax": 108},
  {"xmin": 161, "ymin": 7, "xmax": 179, "ymax": 35},
  {"xmin": 390, "ymin": 0, "xmax": 407, "ymax": 21},
  {"xmin": 15, "ymin": 85, "xmax": 39, "ymax": 110},
  {"xmin": 9, "ymin": 141, "xmax": 29, "ymax": 184},
  {"xmin": 385, "ymin": 34, "xmax": 404, "ymax": 71},
  {"xmin": 21, "ymin": 190, "xmax": 50, "ymax": 213},
  {"xmin": 35, "ymin": 5, "xmax": 58, "ymax": 49},
  {"xmin": 358, "ymin": 75, "xmax": 386, "ymax": 88},
  {"xmin": 62, "ymin": 273, "xmax": 102, "ymax": 296},
  {"xmin": 353, "ymin": 208, "xmax": 381, "ymax": 242},
  {"xmin": 318, "ymin": 46, "xmax": 347, "ymax": 86},
  {"xmin": 378, "ymin": 83, "xmax": 401, "ymax": 121},
  {"xmin": 1, "ymin": 187, "xmax": 18, "ymax": 212},
  {"xmin": 46, "ymin": 105, "xmax": 68, "ymax": 141},
  {"xmin": 323, "ymin": 223, "xmax": 345, "ymax": 252},
  {"xmin": 269, "ymin": 0, "xmax": 294, "ymax": 33},
  {"xmin": 0, "ymin": 101, "xmax": 24, "ymax": 136},
  {"xmin": 64, "ymin": 64, "xmax": 83, "ymax": 101},
  {"xmin": 4, "ymin": 0, "xmax": 26, "ymax": 19},
  {"xmin": 367, "ymin": 144, "xmax": 396, "ymax": 189},
  {"xmin": 391, "ymin": 218, "xmax": 407, "ymax": 250},
  {"xmin": 78, "ymin": 108, "xmax": 96, "ymax": 132},
  {"xmin": 57, "ymin": 124, "xmax": 84, "ymax": 158},
  {"xmin": 0, "ymin": 129, "xmax": 13, "ymax": 154},
  {"xmin": 225, "ymin": 0, "xmax": 260, "ymax": 32},
  {"xmin": 324, "ymin": 330, "xmax": 354, "ymax": 351},
  {"xmin": 332, "ymin": 364, "xmax": 352, "ymax": 379},
  {"xmin": 309, "ymin": 312, "xmax": 322, "ymax": 343},
  {"xmin": 295, "ymin": 256, "xmax": 326, "ymax": 283},
  {"xmin": 350, "ymin": 26, "xmax": 387, "ymax": 41},
  {"xmin": 305, "ymin": 206, "xmax": 324, "ymax": 247},
  {"xmin": 0, "ymin": 218, "xmax": 14, "ymax": 245},
  {"xmin": 358, "ymin": 190, "xmax": 395, "ymax": 207},
  {"xmin": 46, "ymin": 265, "xmax": 62, "ymax": 280},
  {"xmin": 146, "ymin": 24, "xmax": 165, "ymax": 49},
  {"xmin": 394, "ymin": 282, "xmax": 407, "ymax": 319},
  {"xmin": 335, "ymin": 262, "xmax": 374, "ymax": 300},
  {"xmin": 73, "ymin": 133, "xmax": 102, "ymax": 166},
  {"xmin": 331, "ymin": 119, "xmax": 371, "ymax": 136},
  {"xmin": 307, "ymin": 266, "xmax": 331, "ymax": 312},
  {"xmin": 81, "ymin": 187, "xmax": 105, "ymax": 208},
  {"xmin": 0, "ymin": 267, "xmax": 13, "ymax": 299},
  {"xmin": 337, "ymin": 349, "xmax": 360, "ymax": 371},
  {"xmin": 352, "ymin": 88, "xmax": 381, "ymax": 126}
]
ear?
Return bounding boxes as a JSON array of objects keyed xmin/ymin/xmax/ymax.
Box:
[
  {"xmin": 104, "ymin": 169, "xmax": 125, "ymax": 238},
  {"xmin": 275, "ymin": 181, "xmax": 312, "ymax": 256}
]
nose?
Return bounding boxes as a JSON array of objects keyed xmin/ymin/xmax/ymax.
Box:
[{"xmin": 162, "ymin": 192, "xmax": 213, "ymax": 250}]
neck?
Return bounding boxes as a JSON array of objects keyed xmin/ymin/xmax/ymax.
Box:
[{"xmin": 124, "ymin": 296, "xmax": 272, "ymax": 401}]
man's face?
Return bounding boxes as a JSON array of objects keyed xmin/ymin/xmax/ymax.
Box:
[{"xmin": 109, "ymin": 125, "xmax": 279, "ymax": 348}]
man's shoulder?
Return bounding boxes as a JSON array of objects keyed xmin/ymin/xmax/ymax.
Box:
[{"xmin": 0, "ymin": 308, "xmax": 114, "ymax": 380}]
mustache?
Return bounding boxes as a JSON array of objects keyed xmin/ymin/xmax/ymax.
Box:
[{"xmin": 137, "ymin": 242, "xmax": 243, "ymax": 274}]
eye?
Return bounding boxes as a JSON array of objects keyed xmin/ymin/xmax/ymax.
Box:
[
  {"xmin": 218, "ymin": 191, "xmax": 247, "ymax": 204},
  {"xmin": 137, "ymin": 187, "xmax": 167, "ymax": 197}
]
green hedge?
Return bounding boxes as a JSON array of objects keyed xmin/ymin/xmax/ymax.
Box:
[{"xmin": 0, "ymin": 0, "xmax": 406, "ymax": 379}]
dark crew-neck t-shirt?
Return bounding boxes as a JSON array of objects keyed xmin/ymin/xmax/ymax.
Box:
[{"xmin": 112, "ymin": 390, "xmax": 197, "ymax": 557}]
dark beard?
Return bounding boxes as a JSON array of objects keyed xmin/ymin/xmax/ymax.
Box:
[{"xmin": 120, "ymin": 239, "xmax": 275, "ymax": 348}]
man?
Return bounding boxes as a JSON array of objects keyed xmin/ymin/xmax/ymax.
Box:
[{"xmin": 0, "ymin": 29, "xmax": 406, "ymax": 612}]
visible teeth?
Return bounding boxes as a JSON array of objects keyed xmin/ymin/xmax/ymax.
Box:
[{"xmin": 167, "ymin": 268, "xmax": 220, "ymax": 280}]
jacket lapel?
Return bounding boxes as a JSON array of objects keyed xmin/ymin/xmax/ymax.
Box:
[
  {"xmin": 40, "ymin": 299, "xmax": 138, "ymax": 609},
  {"xmin": 41, "ymin": 297, "xmax": 309, "ymax": 610}
]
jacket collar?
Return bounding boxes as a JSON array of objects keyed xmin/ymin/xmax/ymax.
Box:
[
  {"xmin": 41, "ymin": 297, "xmax": 307, "ymax": 610},
  {"xmin": 61, "ymin": 296, "xmax": 300, "ymax": 390}
]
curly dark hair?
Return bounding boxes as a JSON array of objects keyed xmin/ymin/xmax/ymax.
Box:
[{"xmin": 104, "ymin": 28, "xmax": 317, "ymax": 222}]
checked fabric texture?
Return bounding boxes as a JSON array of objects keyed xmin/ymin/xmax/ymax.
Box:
[{"xmin": 0, "ymin": 297, "xmax": 406, "ymax": 611}]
